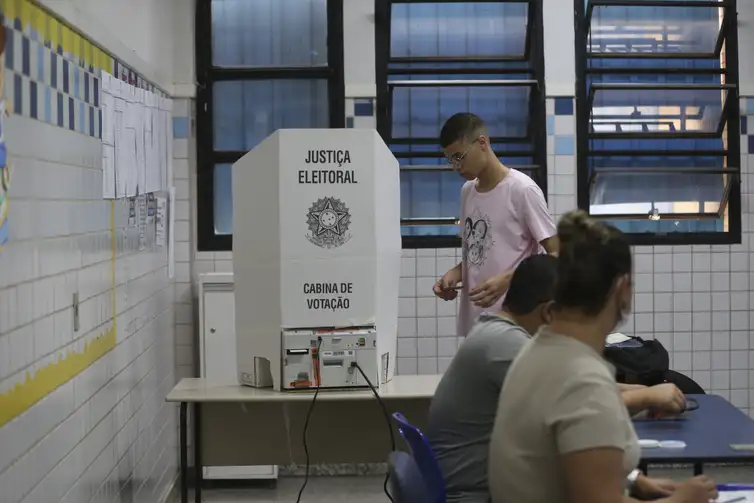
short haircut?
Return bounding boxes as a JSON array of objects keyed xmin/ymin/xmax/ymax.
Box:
[
  {"xmin": 439, "ymin": 113, "xmax": 488, "ymax": 148},
  {"xmin": 502, "ymin": 254, "xmax": 559, "ymax": 315},
  {"xmin": 555, "ymin": 210, "xmax": 632, "ymax": 315}
]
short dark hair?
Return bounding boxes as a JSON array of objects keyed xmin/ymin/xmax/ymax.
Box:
[
  {"xmin": 503, "ymin": 254, "xmax": 559, "ymax": 315},
  {"xmin": 439, "ymin": 113, "xmax": 487, "ymax": 148},
  {"xmin": 555, "ymin": 210, "xmax": 632, "ymax": 315}
]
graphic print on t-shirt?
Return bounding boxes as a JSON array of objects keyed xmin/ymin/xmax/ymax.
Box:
[{"xmin": 463, "ymin": 213, "xmax": 494, "ymax": 268}]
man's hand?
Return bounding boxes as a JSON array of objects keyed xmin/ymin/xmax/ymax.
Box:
[
  {"xmin": 635, "ymin": 474, "xmax": 677, "ymax": 499},
  {"xmin": 469, "ymin": 271, "xmax": 512, "ymax": 308},
  {"xmin": 433, "ymin": 266, "xmax": 462, "ymax": 301},
  {"xmin": 645, "ymin": 383, "xmax": 686, "ymax": 417},
  {"xmin": 667, "ymin": 476, "xmax": 717, "ymax": 503}
]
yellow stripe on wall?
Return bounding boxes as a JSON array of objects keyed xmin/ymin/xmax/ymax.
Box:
[
  {"xmin": 101, "ymin": 50, "xmax": 113, "ymax": 74},
  {"xmin": 18, "ymin": 0, "xmax": 31, "ymax": 32},
  {"xmin": 3, "ymin": 0, "xmax": 18, "ymax": 26},
  {"xmin": 0, "ymin": 204, "xmax": 118, "ymax": 428},
  {"xmin": 61, "ymin": 23, "xmax": 72, "ymax": 56},
  {"xmin": 0, "ymin": 328, "xmax": 117, "ymax": 427},
  {"xmin": 49, "ymin": 16, "xmax": 60, "ymax": 49},
  {"xmin": 82, "ymin": 38, "xmax": 91, "ymax": 68},
  {"xmin": 9, "ymin": 0, "xmax": 117, "ymax": 73},
  {"xmin": 32, "ymin": 3, "xmax": 47, "ymax": 42},
  {"xmin": 71, "ymin": 29, "xmax": 80, "ymax": 61}
]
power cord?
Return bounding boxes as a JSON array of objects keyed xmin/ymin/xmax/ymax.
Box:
[
  {"xmin": 296, "ymin": 336, "xmax": 323, "ymax": 503},
  {"xmin": 351, "ymin": 362, "xmax": 396, "ymax": 503}
]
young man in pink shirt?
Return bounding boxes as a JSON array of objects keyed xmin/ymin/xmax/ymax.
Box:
[{"xmin": 432, "ymin": 113, "xmax": 558, "ymax": 337}]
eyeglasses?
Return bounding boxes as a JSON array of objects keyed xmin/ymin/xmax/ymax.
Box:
[{"xmin": 447, "ymin": 137, "xmax": 480, "ymax": 167}]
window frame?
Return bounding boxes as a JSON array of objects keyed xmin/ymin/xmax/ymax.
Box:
[
  {"xmin": 195, "ymin": 0, "xmax": 345, "ymax": 251},
  {"xmin": 574, "ymin": 0, "xmax": 742, "ymax": 246},
  {"xmin": 375, "ymin": 0, "xmax": 548, "ymax": 249}
]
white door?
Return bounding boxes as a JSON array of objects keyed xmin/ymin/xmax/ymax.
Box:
[
  {"xmin": 202, "ymin": 287, "xmax": 278, "ymax": 480},
  {"xmin": 202, "ymin": 289, "xmax": 238, "ymax": 383}
]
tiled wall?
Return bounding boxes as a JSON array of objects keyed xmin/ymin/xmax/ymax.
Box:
[
  {"xmin": 0, "ymin": 2, "xmax": 178, "ymax": 502},
  {"xmin": 545, "ymin": 97, "xmax": 577, "ymax": 217},
  {"xmin": 172, "ymin": 99, "xmax": 195, "ymax": 384}
]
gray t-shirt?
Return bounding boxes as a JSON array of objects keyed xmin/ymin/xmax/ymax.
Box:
[{"xmin": 426, "ymin": 313, "xmax": 529, "ymax": 503}]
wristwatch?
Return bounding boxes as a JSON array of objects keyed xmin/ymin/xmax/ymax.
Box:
[{"xmin": 626, "ymin": 469, "xmax": 641, "ymax": 495}]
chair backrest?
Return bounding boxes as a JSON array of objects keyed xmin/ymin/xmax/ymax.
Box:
[
  {"xmin": 665, "ymin": 370, "xmax": 706, "ymax": 394},
  {"xmin": 392, "ymin": 412, "xmax": 446, "ymax": 503},
  {"xmin": 388, "ymin": 451, "xmax": 432, "ymax": 503}
]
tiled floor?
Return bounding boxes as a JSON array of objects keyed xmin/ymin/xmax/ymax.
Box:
[{"xmin": 178, "ymin": 467, "xmax": 754, "ymax": 502}]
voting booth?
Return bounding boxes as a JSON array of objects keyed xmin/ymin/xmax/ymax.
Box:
[{"xmin": 232, "ymin": 129, "xmax": 401, "ymax": 391}]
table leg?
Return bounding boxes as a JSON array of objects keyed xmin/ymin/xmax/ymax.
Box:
[
  {"xmin": 194, "ymin": 403, "xmax": 203, "ymax": 503},
  {"xmin": 180, "ymin": 402, "xmax": 188, "ymax": 503},
  {"xmin": 693, "ymin": 463, "xmax": 703, "ymax": 476}
]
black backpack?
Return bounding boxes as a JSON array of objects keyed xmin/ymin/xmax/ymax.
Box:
[
  {"xmin": 604, "ymin": 336, "xmax": 670, "ymax": 386},
  {"xmin": 604, "ymin": 337, "xmax": 706, "ymax": 394}
]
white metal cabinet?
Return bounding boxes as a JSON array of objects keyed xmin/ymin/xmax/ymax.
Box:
[{"xmin": 199, "ymin": 273, "xmax": 278, "ymax": 480}]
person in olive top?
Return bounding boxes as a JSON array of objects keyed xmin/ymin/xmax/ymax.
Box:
[
  {"xmin": 489, "ymin": 212, "xmax": 716, "ymax": 503},
  {"xmin": 427, "ymin": 254, "xmax": 689, "ymax": 503}
]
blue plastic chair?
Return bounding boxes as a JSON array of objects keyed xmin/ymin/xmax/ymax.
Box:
[
  {"xmin": 388, "ymin": 451, "xmax": 432, "ymax": 503},
  {"xmin": 392, "ymin": 412, "xmax": 446, "ymax": 503}
]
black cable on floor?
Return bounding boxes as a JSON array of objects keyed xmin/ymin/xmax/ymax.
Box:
[
  {"xmin": 296, "ymin": 337, "xmax": 323, "ymax": 503},
  {"xmin": 352, "ymin": 362, "xmax": 396, "ymax": 503}
]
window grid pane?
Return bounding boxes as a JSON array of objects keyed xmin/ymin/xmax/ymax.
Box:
[
  {"xmin": 392, "ymin": 85, "xmax": 531, "ymax": 140},
  {"xmin": 213, "ymin": 79, "xmax": 329, "ymax": 151},
  {"xmin": 212, "ymin": 0, "xmax": 328, "ymax": 67},
  {"xmin": 582, "ymin": 2, "xmax": 737, "ymax": 237},
  {"xmin": 588, "ymin": 3, "xmax": 722, "ymax": 56},
  {"xmin": 214, "ymin": 163, "xmax": 233, "ymax": 236},
  {"xmin": 391, "ymin": 3, "xmax": 528, "ymax": 58}
]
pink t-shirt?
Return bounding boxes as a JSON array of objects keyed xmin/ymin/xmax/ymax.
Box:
[{"xmin": 457, "ymin": 169, "xmax": 556, "ymax": 337}]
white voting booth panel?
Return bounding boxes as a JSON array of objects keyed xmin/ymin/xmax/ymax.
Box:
[{"xmin": 232, "ymin": 129, "xmax": 401, "ymax": 391}]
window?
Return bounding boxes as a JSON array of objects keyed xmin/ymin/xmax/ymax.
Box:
[
  {"xmin": 375, "ymin": 0, "xmax": 548, "ymax": 248},
  {"xmin": 196, "ymin": 0, "xmax": 345, "ymax": 251},
  {"xmin": 575, "ymin": 0, "xmax": 741, "ymax": 245}
]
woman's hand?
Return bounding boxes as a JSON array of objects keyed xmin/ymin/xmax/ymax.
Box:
[
  {"xmin": 634, "ymin": 474, "xmax": 677, "ymax": 499},
  {"xmin": 667, "ymin": 476, "xmax": 718, "ymax": 503}
]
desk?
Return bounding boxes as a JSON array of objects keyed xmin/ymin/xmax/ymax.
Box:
[
  {"xmin": 165, "ymin": 376, "xmax": 441, "ymax": 503},
  {"xmin": 166, "ymin": 379, "xmax": 754, "ymax": 503},
  {"xmin": 634, "ymin": 395, "xmax": 754, "ymax": 475}
]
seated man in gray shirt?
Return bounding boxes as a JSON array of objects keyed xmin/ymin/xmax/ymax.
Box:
[{"xmin": 427, "ymin": 254, "xmax": 687, "ymax": 503}]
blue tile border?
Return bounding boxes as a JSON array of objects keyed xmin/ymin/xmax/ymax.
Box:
[
  {"xmin": 554, "ymin": 97, "xmax": 574, "ymax": 116},
  {"xmin": 173, "ymin": 117, "xmax": 189, "ymax": 139},
  {"xmin": 354, "ymin": 98, "xmax": 374, "ymax": 117}
]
